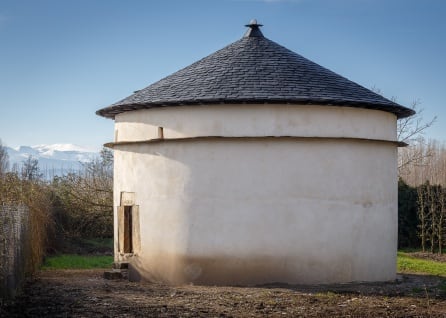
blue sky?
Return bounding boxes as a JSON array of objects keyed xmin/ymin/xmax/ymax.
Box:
[{"xmin": 0, "ymin": 0, "xmax": 445, "ymax": 150}]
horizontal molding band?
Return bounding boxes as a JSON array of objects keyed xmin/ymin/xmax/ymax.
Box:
[{"xmin": 105, "ymin": 136, "xmax": 406, "ymax": 148}]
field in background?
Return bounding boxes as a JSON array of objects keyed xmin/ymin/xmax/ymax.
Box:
[
  {"xmin": 42, "ymin": 237, "xmax": 113, "ymax": 270},
  {"xmin": 398, "ymin": 251, "xmax": 446, "ymax": 277}
]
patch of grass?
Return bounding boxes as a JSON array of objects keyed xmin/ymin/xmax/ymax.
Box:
[
  {"xmin": 315, "ymin": 291, "xmax": 337, "ymax": 298},
  {"xmin": 42, "ymin": 254, "xmax": 113, "ymax": 270},
  {"xmin": 397, "ymin": 252, "xmax": 446, "ymax": 276}
]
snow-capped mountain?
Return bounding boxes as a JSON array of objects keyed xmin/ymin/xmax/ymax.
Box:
[{"xmin": 6, "ymin": 144, "xmax": 99, "ymax": 177}]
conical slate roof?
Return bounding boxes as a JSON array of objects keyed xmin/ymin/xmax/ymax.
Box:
[{"xmin": 97, "ymin": 21, "xmax": 414, "ymax": 119}]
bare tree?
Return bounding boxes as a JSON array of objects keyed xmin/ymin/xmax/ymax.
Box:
[
  {"xmin": 21, "ymin": 155, "xmax": 41, "ymax": 181},
  {"xmin": 0, "ymin": 150, "xmax": 52, "ymax": 273},
  {"xmin": 51, "ymin": 148, "xmax": 113, "ymax": 238},
  {"xmin": 0, "ymin": 139, "xmax": 9, "ymax": 175},
  {"xmin": 417, "ymin": 183, "xmax": 427, "ymax": 252},
  {"xmin": 397, "ymin": 100, "xmax": 436, "ymax": 144},
  {"xmin": 398, "ymin": 101, "xmax": 436, "ymax": 175},
  {"xmin": 408, "ymin": 141, "xmax": 446, "ymax": 253},
  {"xmin": 370, "ymin": 88, "xmax": 436, "ymax": 176},
  {"xmin": 438, "ymin": 187, "xmax": 445, "ymax": 254}
]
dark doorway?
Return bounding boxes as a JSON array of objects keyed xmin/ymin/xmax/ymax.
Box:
[{"xmin": 123, "ymin": 206, "xmax": 133, "ymax": 253}]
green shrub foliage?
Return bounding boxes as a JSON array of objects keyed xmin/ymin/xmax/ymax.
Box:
[
  {"xmin": 398, "ymin": 178, "xmax": 446, "ymax": 252},
  {"xmin": 398, "ymin": 179, "xmax": 419, "ymax": 248}
]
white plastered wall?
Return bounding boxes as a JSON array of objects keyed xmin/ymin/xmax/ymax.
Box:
[
  {"xmin": 112, "ymin": 105, "xmax": 398, "ymax": 285},
  {"xmin": 114, "ymin": 104, "xmax": 397, "ymax": 142}
]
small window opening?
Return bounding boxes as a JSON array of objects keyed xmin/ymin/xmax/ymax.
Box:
[
  {"xmin": 123, "ymin": 206, "xmax": 133, "ymax": 253},
  {"xmin": 158, "ymin": 126, "xmax": 164, "ymax": 139}
]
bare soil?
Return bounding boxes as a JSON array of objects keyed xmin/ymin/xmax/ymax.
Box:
[
  {"xmin": 1, "ymin": 269, "xmax": 446, "ymax": 317},
  {"xmin": 408, "ymin": 251, "xmax": 446, "ymax": 263}
]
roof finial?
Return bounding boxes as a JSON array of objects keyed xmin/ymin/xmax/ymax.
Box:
[{"xmin": 244, "ymin": 19, "xmax": 264, "ymax": 38}]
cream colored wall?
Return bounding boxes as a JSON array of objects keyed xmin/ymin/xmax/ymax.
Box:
[
  {"xmin": 113, "ymin": 138, "xmax": 398, "ymax": 285},
  {"xmin": 114, "ymin": 105, "xmax": 397, "ymax": 143}
]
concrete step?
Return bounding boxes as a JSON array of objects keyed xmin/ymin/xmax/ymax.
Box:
[
  {"xmin": 113, "ymin": 262, "xmax": 129, "ymax": 270},
  {"xmin": 103, "ymin": 269, "xmax": 128, "ymax": 280}
]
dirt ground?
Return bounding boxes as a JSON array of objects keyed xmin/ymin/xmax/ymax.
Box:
[
  {"xmin": 1, "ymin": 269, "xmax": 446, "ymax": 318},
  {"xmin": 409, "ymin": 251, "xmax": 446, "ymax": 263}
]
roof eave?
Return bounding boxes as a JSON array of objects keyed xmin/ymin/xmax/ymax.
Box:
[{"xmin": 96, "ymin": 99, "xmax": 415, "ymax": 120}]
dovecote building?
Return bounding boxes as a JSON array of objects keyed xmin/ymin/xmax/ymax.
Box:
[{"xmin": 97, "ymin": 20, "xmax": 414, "ymax": 285}]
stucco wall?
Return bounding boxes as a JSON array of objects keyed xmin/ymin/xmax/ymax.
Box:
[
  {"xmin": 113, "ymin": 137, "xmax": 398, "ymax": 285},
  {"xmin": 114, "ymin": 105, "xmax": 397, "ymax": 142}
]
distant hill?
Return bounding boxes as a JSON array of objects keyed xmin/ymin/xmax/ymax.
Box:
[{"xmin": 6, "ymin": 144, "xmax": 98, "ymax": 177}]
